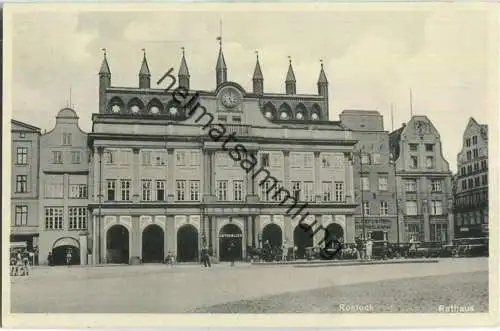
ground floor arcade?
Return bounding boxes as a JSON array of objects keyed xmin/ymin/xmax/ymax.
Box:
[{"xmin": 84, "ymin": 207, "xmax": 355, "ymax": 264}]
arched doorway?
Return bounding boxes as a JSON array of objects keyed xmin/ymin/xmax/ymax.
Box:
[
  {"xmin": 142, "ymin": 224, "xmax": 165, "ymax": 263},
  {"xmin": 51, "ymin": 237, "xmax": 80, "ymax": 266},
  {"xmin": 294, "ymin": 224, "xmax": 314, "ymax": 259},
  {"xmin": 262, "ymin": 223, "xmax": 282, "ymax": 249},
  {"xmin": 177, "ymin": 225, "xmax": 198, "ymax": 262},
  {"xmin": 219, "ymin": 223, "xmax": 243, "ymax": 262},
  {"xmin": 106, "ymin": 225, "xmax": 129, "ymax": 264},
  {"xmin": 324, "ymin": 223, "xmax": 344, "ymax": 249}
]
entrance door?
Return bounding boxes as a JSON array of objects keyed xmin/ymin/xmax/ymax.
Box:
[
  {"xmin": 262, "ymin": 223, "xmax": 282, "ymax": 249},
  {"xmin": 371, "ymin": 230, "xmax": 384, "ymax": 241},
  {"xmin": 294, "ymin": 225, "xmax": 314, "ymax": 259},
  {"xmin": 177, "ymin": 225, "xmax": 199, "ymax": 262},
  {"xmin": 142, "ymin": 224, "xmax": 165, "ymax": 263},
  {"xmin": 106, "ymin": 225, "xmax": 130, "ymax": 264},
  {"xmin": 51, "ymin": 245, "xmax": 80, "ymax": 265},
  {"xmin": 219, "ymin": 224, "xmax": 243, "ymax": 262},
  {"xmin": 324, "ymin": 223, "xmax": 344, "ymax": 248}
]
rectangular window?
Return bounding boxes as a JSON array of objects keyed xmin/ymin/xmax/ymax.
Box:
[
  {"xmin": 474, "ymin": 177, "xmax": 480, "ymax": 187},
  {"xmin": 322, "ymin": 181, "xmax": 332, "ymax": 202},
  {"xmin": 468, "ymin": 178, "xmax": 473, "ymax": 188},
  {"xmin": 430, "ymin": 200, "xmax": 443, "ymax": 215},
  {"xmin": 106, "ymin": 180, "xmax": 116, "ymax": 201},
  {"xmin": 466, "ymin": 138, "xmax": 471, "ymax": 147},
  {"xmin": 425, "ymin": 144, "xmax": 434, "ymax": 152},
  {"xmin": 363, "ymin": 201, "xmax": 370, "ymax": 215},
  {"xmin": 270, "ymin": 153, "xmax": 282, "ymax": 168},
  {"xmin": 189, "ymin": 180, "xmax": 200, "ymax": 201},
  {"xmin": 303, "ymin": 182, "xmax": 314, "ymax": 202},
  {"xmin": 481, "ymin": 160, "xmax": 487, "ymax": 170},
  {"xmin": 335, "ymin": 182, "xmax": 344, "ymax": 202},
  {"xmin": 409, "ymin": 143, "xmax": 418, "ymax": 152},
  {"xmin": 380, "ymin": 201, "xmax": 389, "ymax": 216},
  {"xmin": 473, "ymin": 163, "xmax": 479, "ymax": 172},
  {"xmin": 371, "ymin": 153, "xmax": 381, "ymax": 164},
  {"xmin": 233, "ymin": 180, "xmax": 243, "ymax": 202},
  {"xmin": 467, "ymin": 165, "xmax": 472, "ymax": 174},
  {"xmin": 62, "ymin": 133, "xmax": 72, "ymax": 146},
  {"xmin": 69, "ymin": 184, "xmax": 87, "ymax": 199},
  {"xmin": 190, "ymin": 151, "xmax": 200, "ymax": 166},
  {"xmin": 472, "ymin": 135, "xmax": 477, "ymax": 145},
  {"xmin": 261, "ymin": 180, "xmax": 272, "ymax": 201},
  {"xmin": 71, "ymin": 151, "xmax": 81, "ymax": 164},
  {"xmin": 482, "ymin": 174, "xmax": 488, "ymax": 185},
  {"xmin": 461, "ymin": 167, "xmax": 466, "ymax": 176},
  {"xmin": 153, "ymin": 151, "xmax": 167, "ymax": 166},
  {"xmin": 156, "ymin": 180, "xmax": 166, "ymax": 201},
  {"xmin": 361, "ymin": 154, "xmax": 370, "ymax": 165},
  {"xmin": 14, "ymin": 205, "xmax": 28, "ymax": 226},
  {"xmin": 430, "ymin": 223, "xmax": 448, "ymax": 242},
  {"xmin": 19, "ymin": 132, "xmax": 26, "ymax": 138},
  {"xmin": 52, "ymin": 151, "xmax": 63, "ymax": 164},
  {"xmin": 68, "ymin": 207, "xmax": 87, "ymax": 230},
  {"xmin": 406, "ymin": 201, "xmax": 418, "ymax": 215},
  {"xmin": 260, "ymin": 153, "xmax": 270, "ymax": 167},
  {"xmin": 461, "ymin": 180, "xmax": 467, "ymax": 190},
  {"xmin": 16, "ymin": 175, "xmax": 28, "ymax": 193},
  {"xmin": 291, "ymin": 181, "xmax": 301, "ymax": 201},
  {"xmin": 176, "ymin": 151, "xmax": 186, "ymax": 166},
  {"xmin": 431, "ymin": 179, "xmax": 442, "ymax": 192},
  {"xmin": 466, "ymin": 151, "xmax": 471, "ymax": 161},
  {"xmin": 118, "ymin": 150, "xmax": 131, "ymax": 165},
  {"xmin": 304, "ymin": 153, "xmax": 314, "ymax": 168},
  {"xmin": 426, "ymin": 156, "xmax": 434, "ymax": 169},
  {"xmin": 142, "ymin": 151, "xmax": 152, "ymax": 165},
  {"xmin": 473, "ymin": 148, "xmax": 479, "ymax": 158},
  {"xmin": 360, "ymin": 177, "xmax": 370, "ymax": 191},
  {"xmin": 16, "ymin": 147, "xmax": 28, "ymax": 165},
  {"xmin": 407, "ymin": 223, "xmax": 424, "ymax": 242},
  {"xmin": 273, "ymin": 181, "xmax": 284, "ymax": 202},
  {"xmin": 44, "ymin": 207, "xmax": 63, "ymax": 230},
  {"xmin": 216, "ymin": 180, "xmax": 228, "ymax": 201},
  {"xmin": 104, "ymin": 150, "xmax": 115, "ymax": 164},
  {"xmin": 410, "ymin": 156, "xmax": 418, "ymax": 168},
  {"xmin": 321, "ymin": 155, "xmax": 330, "ymax": 168},
  {"xmin": 176, "ymin": 180, "xmax": 186, "ymax": 201},
  {"xmin": 142, "ymin": 179, "xmax": 152, "ymax": 201},
  {"xmin": 378, "ymin": 176, "xmax": 388, "ymax": 191},
  {"xmin": 120, "ymin": 179, "xmax": 131, "ymax": 201},
  {"xmin": 405, "ymin": 179, "xmax": 417, "ymax": 192},
  {"xmin": 232, "ymin": 116, "xmax": 241, "ymax": 123}
]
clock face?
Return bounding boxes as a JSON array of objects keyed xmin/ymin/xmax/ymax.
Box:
[
  {"xmin": 415, "ymin": 121, "xmax": 427, "ymax": 135},
  {"xmin": 221, "ymin": 88, "xmax": 241, "ymax": 108}
]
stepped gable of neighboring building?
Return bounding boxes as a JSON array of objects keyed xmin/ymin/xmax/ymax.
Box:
[{"xmin": 95, "ymin": 43, "xmax": 336, "ymax": 131}]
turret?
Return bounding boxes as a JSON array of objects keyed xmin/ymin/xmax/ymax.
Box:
[
  {"xmin": 317, "ymin": 59, "xmax": 328, "ymax": 97},
  {"xmin": 285, "ymin": 57, "xmax": 296, "ymax": 95},
  {"xmin": 139, "ymin": 49, "xmax": 151, "ymax": 89},
  {"xmin": 178, "ymin": 47, "xmax": 190, "ymax": 90},
  {"xmin": 215, "ymin": 37, "xmax": 227, "ymax": 86},
  {"xmin": 99, "ymin": 49, "xmax": 111, "ymax": 113},
  {"xmin": 252, "ymin": 51, "xmax": 263, "ymax": 95}
]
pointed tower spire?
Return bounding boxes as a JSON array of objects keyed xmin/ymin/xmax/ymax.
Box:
[
  {"xmin": 215, "ymin": 36, "xmax": 227, "ymax": 86},
  {"xmin": 99, "ymin": 48, "xmax": 111, "ymax": 113},
  {"xmin": 178, "ymin": 47, "xmax": 190, "ymax": 90},
  {"xmin": 252, "ymin": 51, "xmax": 264, "ymax": 95},
  {"xmin": 285, "ymin": 56, "xmax": 296, "ymax": 95},
  {"xmin": 139, "ymin": 48, "xmax": 151, "ymax": 89},
  {"xmin": 317, "ymin": 59, "xmax": 328, "ymax": 96}
]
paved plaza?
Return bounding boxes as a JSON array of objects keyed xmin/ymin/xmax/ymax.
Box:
[{"xmin": 10, "ymin": 258, "xmax": 488, "ymax": 313}]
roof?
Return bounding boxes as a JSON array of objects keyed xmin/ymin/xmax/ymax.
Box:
[
  {"xmin": 139, "ymin": 55, "xmax": 150, "ymax": 76},
  {"xmin": 285, "ymin": 61, "xmax": 296, "ymax": 82},
  {"xmin": 11, "ymin": 119, "xmax": 41, "ymax": 132},
  {"xmin": 56, "ymin": 107, "xmax": 78, "ymax": 119}
]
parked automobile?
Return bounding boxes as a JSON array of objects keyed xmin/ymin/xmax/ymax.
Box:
[
  {"xmin": 414, "ymin": 241, "xmax": 443, "ymax": 258},
  {"xmin": 457, "ymin": 237, "xmax": 488, "ymax": 257},
  {"xmin": 371, "ymin": 240, "xmax": 394, "ymax": 260},
  {"xmin": 440, "ymin": 243, "xmax": 457, "ymax": 257}
]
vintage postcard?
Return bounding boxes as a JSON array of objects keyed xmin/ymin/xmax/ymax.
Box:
[{"xmin": 2, "ymin": 2, "xmax": 499, "ymax": 328}]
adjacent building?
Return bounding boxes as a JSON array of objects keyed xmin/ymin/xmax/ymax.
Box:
[
  {"xmin": 389, "ymin": 116, "xmax": 454, "ymax": 243},
  {"xmin": 38, "ymin": 108, "xmax": 90, "ymax": 265},
  {"xmin": 339, "ymin": 110, "xmax": 397, "ymax": 242},
  {"xmin": 452, "ymin": 118, "xmax": 488, "ymax": 239},
  {"xmin": 11, "ymin": 120, "xmax": 41, "ymax": 251},
  {"xmin": 87, "ymin": 46, "xmax": 358, "ymax": 264}
]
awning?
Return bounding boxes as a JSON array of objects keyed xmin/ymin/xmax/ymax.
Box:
[{"xmin": 10, "ymin": 242, "xmax": 27, "ymax": 249}]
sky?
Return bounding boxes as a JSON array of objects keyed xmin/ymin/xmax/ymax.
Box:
[{"xmin": 9, "ymin": 4, "xmax": 496, "ymax": 172}]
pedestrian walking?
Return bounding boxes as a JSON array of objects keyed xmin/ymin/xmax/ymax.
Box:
[
  {"xmin": 22, "ymin": 249, "xmax": 30, "ymax": 275},
  {"xmin": 366, "ymin": 238, "xmax": 373, "ymax": 261},
  {"xmin": 355, "ymin": 236, "xmax": 363, "ymax": 260},
  {"xmin": 281, "ymin": 242, "xmax": 287, "ymax": 262},
  {"xmin": 66, "ymin": 248, "xmax": 72, "ymax": 266},
  {"xmin": 228, "ymin": 241, "xmax": 235, "ymax": 267}
]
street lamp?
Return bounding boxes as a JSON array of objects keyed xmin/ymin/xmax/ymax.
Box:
[
  {"xmin": 352, "ymin": 148, "xmax": 366, "ymax": 240},
  {"xmin": 389, "ymin": 153, "xmax": 400, "ymax": 248}
]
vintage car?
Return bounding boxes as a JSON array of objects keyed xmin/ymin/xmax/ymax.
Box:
[
  {"xmin": 414, "ymin": 241, "xmax": 443, "ymax": 258},
  {"xmin": 457, "ymin": 237, "xmax": 489, "ymax": 257},
  {"xmin": 440, "ymin": 243, "xmax": 457, "ymax": 257},
  {"xmin": 371, "ymin": 240, "xmax": 394, "ymax": 260}
]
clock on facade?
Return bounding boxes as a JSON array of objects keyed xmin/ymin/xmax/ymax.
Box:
[
  {"xmin": 415, "ymin": 120, "xmax": 428, "ymax": 135},
  {"xmin": 220, "ymin": 88, "xmax": 241, "ymax": 109}
]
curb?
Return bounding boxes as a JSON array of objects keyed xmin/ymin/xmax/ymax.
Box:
[
  {"xmin": 251, "ymin": 259, "xmax": 440, "ymax": 267},
  {"xmin": 292, "ymin": 259, "xmax": 439, "ymax": 268}
]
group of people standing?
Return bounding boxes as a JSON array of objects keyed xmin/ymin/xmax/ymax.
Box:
[
  {"xmin": 355, "ymin": 236, "xmax": 374, "ymax": 261},
  {"xmin": 10, "ymin": 249, "xmax": 34, "ymax": 276}
]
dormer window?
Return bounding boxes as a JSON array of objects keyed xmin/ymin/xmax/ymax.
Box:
[
  {"xmin": 130, "ymin": 105, "xmax": 140, "ymax": 114},
  {"xmin": 111, "ymin": 104, "xmax": 121, "ymax": 113},
  {"xmin": 265, "ymin": 111, "xmax": 273, "ymax": 119},
  {"xmin": 311, "ymin": 113, "xmax": 319, "ymax": 120},
  {"xmin": 296, "ymin": 112, "xmax": 304, "ymax": 120},
  {"xmin": 150, "ymin": 106, "xmax": 160, "ymax": 115},
  {"xmin": 280, "ymin": 112, "xmax": 288, "ymax": 120}
]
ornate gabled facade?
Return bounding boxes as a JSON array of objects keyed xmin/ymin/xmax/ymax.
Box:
[
  {"xmin": 453, "ymin": 117, "xmax": 488, "ymax": 239},
  {"xmin": 88, "ymin": 44, "xmax": 356, "ymax": 264},
  {"xmin": 389, "ymin": 116, "xmax": 454, "ymax": 243},
  {"xmin": 11, "ymin": 120, "xmax": 41, "ymax": 252}
]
